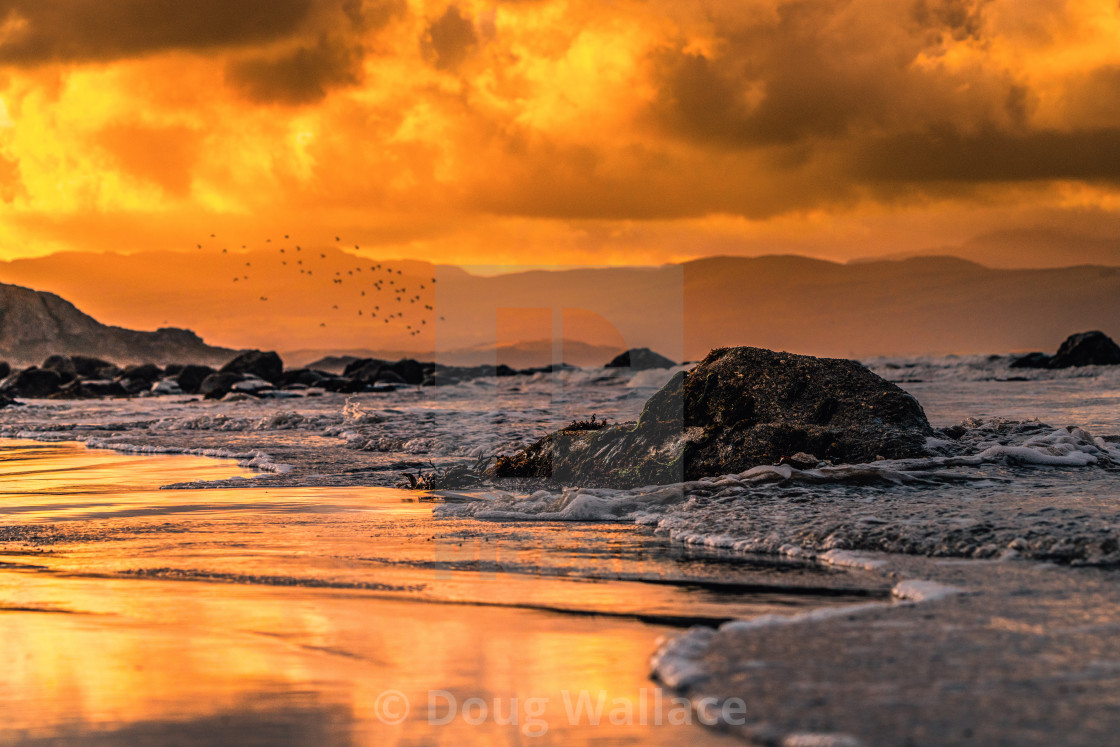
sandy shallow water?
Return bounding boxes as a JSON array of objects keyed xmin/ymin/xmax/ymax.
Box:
[{"xmin": 0, "ymin": 440, "xmax": 878, "ymax": 745}]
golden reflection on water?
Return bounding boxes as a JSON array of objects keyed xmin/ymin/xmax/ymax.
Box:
[{"xmin": 0, "ymin": 441, "xmax": 748, "ymax": 744}]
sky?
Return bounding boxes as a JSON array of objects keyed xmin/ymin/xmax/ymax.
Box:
[{"xmin": 0, "ymin": 0, "xmax": 1117, "ymax": 269}]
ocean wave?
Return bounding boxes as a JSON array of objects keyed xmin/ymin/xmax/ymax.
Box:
[{"xmin": 436, "ymin": 419, "xmax": 1120, "ymax": 566}]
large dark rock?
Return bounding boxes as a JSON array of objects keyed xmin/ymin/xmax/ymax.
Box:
[
  {"xmin": 176, "ymin": 364, "xmax": 216, "ymax": 394},
  {"xmin": 199, "ymin": 372, "xmax": 245, "ymax": 399},
  {"xmin": 605, "ymin": 347, "xmax": 677, "ymax": 370},
  {"xmin": 1011, "ymin": 331, "xmax": 1120, "ymax": 369},
  {"xmin": 0, "ymin": 362, "xmax": 9, "ymax": 380},
  {"xmin": 10, "ymin": 367, "xmax": 63, "ymax": 398},
  {"xmin": 220, "ymin": 350, "xmax": 283, "ymax": 383},
  {"xmin": 1049, "ymin": 331, "xmax": 1120, "ymax": 368},
  {"xmin": 493, "ymin": 346, "xmax": 933, "ymax": 488}
]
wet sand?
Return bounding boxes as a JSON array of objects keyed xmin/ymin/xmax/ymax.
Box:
[{"xmin": 0, "ymin": 440, "xmax": 874, "ymax": 745}]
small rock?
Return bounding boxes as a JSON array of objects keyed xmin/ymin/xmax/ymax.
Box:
[
  {"xmin": 1009, "ymin": 352, "xmax": 1051, "ymax": 369},
  {"xmin": 220, "ymin": 350, "xmax": 284, "ymax": 383},
  {"xmin": 231, "ymin": 377, "xmax": 274, "ymax": 395},
  {"xmin": 71, "ymin": 355, "xmax": 113, "ymax": 379},
  {"xmin": 781, "ymin": 452, "xmax": 820, "ymax": 470},
  {"xmin": 121, "ymin": 363, "xmax": 163, "ymax": 382},
  {"xmin": 176, "ymin": 364, "xmax": 215, "ymax": 394},
  {"xmin": 10, "ymin": 367, "xmax": 63, "ymax": 398},
  {"xmin": 200, "ymin": 372, "xmax": 245, "ymax": 400},
  {"xmin": 605, "ymin": 347, "xmax": 677, "ymax": 370},
  {"xmin": 151, "ymin": 378, "xmax": 184, "ymax": 395}
]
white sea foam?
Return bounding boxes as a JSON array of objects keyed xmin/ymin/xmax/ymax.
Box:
[{"xmin": 892, "ymin": 579, "xmax": 964, "ymax": 602}]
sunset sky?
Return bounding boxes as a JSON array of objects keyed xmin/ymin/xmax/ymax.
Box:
[{"xmin": 0, "ymin": 0, "xmax": 1116, "ymax": 268}]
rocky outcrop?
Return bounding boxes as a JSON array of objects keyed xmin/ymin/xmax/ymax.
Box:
[
  {"xmin": 493, "ymin": 346, "xmax": 933, "ymax": 488},
  {"xmin": 605, "ymin": 347, "xmax": 677, "ymax": 370},
  {"xmin": 0, "ymin": 282, "xmax": 238, "ymax": 367},
  {"xmin": 220, "ymin": 350, "xmax": 283, "ymax": 383},
  {"xmin": 1011, "ymin": 331, "xmax": 1120, "ymax": 369}
]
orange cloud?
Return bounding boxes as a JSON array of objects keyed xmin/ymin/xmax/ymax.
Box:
[{"xmin": 0, "ymin": 0, "xmax": 1113, "ymax": 271}]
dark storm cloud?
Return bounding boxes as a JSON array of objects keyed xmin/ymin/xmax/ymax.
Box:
[
  {"xmin": 226, "ymin": 36, "xmax": 365, "ymax": 105},
  {"xmin": 643, "ymin": 0, "xmax": 1120, "ymax": 195},
  {"xmin": 649, "ymin": 0, "xmax": 914, "ymax": 148},
  {"xmin": 854, "ymin": 128, "xmax": 1120, "ymax": 183},
  {"xmin": 421, "ymin": 5, "xmax": 478, "ymax": 71},
  {"xmin": 0, "ymin": 0, "xmax": 314, "ymax": 65}
]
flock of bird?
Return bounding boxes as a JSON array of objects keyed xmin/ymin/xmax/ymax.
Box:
[{"xmin": 197, "ymin": 233, "xmax": 443, "ymax": 337}]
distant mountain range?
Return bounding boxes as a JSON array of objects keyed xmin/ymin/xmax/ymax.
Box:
[
  {"xmin": 0, "ymin": 282, "xmax": 236, "ymax": 367},
  {"xmin": 867, "ymin": 229, "xmax": 1120, "ymax": 269},
  {"xmin": 0, "ymin": 250, "xmax": 1118, "ymax": 360}
]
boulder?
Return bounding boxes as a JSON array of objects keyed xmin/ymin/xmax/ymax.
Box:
[
  {"xmin": 162, "ymin": 363, "xmax": 185, "ymax": 376},
  {"xmin": 71, "ymin": 355, "xmax": 113, "ymax": 379},
  {"xmin": 121, "ymin": 363, "xmax": 163, "ymax": 383},
  {"xmin": 199, "ymin": 372, "xmax": 245, "ymax": 400},
  {"xmin": 492, "ymin": 346, "xmax": 933, "ymax": 488},
  {"xmin": 220, "ymin": 350, "xmax": 283, "ymax": 383},
  {"xmin": 42, "ymin": 355, "xmax": 78, "ymax": 382},
  {"xmin": 0, "ymin": 362, "xmax": 9, "ymax": 380},
  {"xmin": 10, "ymin": 367, "xmax": 63, "ymax": 398},
  {"xmin": 1049, "ymin": 331, "xmax": 1120, "ymax": 368},
  {"xmin": 176, "ymin": 364, "xmax": 215, "ymax": 394},
  {"xmin": 605, "ymin": 347, "xmax": 677, "ymax": 370}
]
